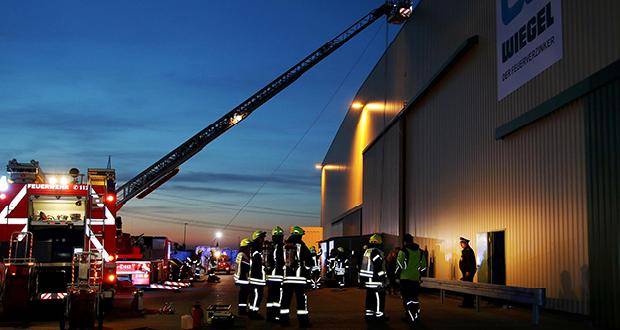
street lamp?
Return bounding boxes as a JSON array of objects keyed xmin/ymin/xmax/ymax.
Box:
[{"xmin": 215, "ymin": 231, "xmax": 223, "ymax": 239}]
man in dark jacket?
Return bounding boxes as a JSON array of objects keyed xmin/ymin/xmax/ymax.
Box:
[
  {"xmin": 265, "ymin": 226, "xmax": 285, "ymax": 321},
  {"xmin": 459, "ymin": 236, "xmax": 477, "ymax": 308},
  {"xmin": 279, "ymin": 226, "xmax": 313, "ymax": 326},
  {"xmin": 248, "ymin": 230, "xmax": 267, "ymax": 319}
]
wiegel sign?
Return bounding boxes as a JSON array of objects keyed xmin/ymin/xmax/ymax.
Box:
[{"xmin": 497, "ymin": 0, "xmax": 563, "ymax": 100}]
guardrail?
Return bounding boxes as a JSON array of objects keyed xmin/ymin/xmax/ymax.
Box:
[{"xmin": 420, "ymin": 277, "xmax": 546, "ymax": 325}]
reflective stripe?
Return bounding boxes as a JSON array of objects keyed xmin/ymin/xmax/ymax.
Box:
[
  {"xmin": 372, "ymin": 255, "xmax": 381, "ymax": 261},
  {"xmin": 297, "ymin": 310, "xmax": 308, "ymax": 315},
  {"xmin": 280, "ymin": 309, "xmax": 290, "ymax": 314},
  {"xmin": 238, "ymin": 304, "xmax": 247, "ymax": 307},
  {"xmin": 375, "ymin": 291, "xmax": 380, "ymax": 315},
  {"xmin": 235, "ymin": 279, "xmax": 249, "ymax": 284}
]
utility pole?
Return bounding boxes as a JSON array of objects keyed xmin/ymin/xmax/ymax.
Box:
[{"xmin": 183, "ymin": 222, "xmax": 188, "ymax": 249}]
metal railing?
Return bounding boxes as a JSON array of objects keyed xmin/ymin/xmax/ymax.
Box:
[{"xmin": 420, "ymin": 277, "xmax": 546, "ymax": 325}]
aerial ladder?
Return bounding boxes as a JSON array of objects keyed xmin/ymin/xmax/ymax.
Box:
[{"xmin": 115, "ymin": 1, "xmax": 417, "ymax": 208}]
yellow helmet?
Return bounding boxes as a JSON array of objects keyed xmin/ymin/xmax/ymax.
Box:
[
  {"xmin": 369, "ymin": 233, "xmax": 382, "ymax": 245},
  {"xmin": 251, "ymin": 230, "xmax": 266, "ymax": 241},
  {"xmin": 291, "ymin": 226, "xmax": 305, "ymax": 236},
  {"xmin": 272, "ymin": 226, "xmax": 284, "ymax": 236},
  {"xmin": 240, "ymin": 238, "xmax": 252, "ymax": 247}
]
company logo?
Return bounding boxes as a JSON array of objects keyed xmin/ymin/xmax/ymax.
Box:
[{"xmin": 501, "ymin": 0, "xmax": 537, "ymax": 25}]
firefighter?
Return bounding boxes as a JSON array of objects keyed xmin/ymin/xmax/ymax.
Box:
[
  {"xmin": 334, "ymin": 247, "xmax": 349, "ymax": 289},
  {"xmin": 265, "ymin": 226, "xmax": 285, "ymax": 322},
  {"xmin": 459, "ymin": 236, "xmax": 477, "ymax": 308},
  {"xmin": 234, "ymin": 238, "xmax": 251, "ymax": 315},
  {"xmin": 360, "ymin": 234, "xmax": 388, "ymax": 322},
  {"xmin": 395, "ymin": 234, "xmax": 427, "ymax": 325},
  {"xmin": 279, "ymin": 226, "xmax": 313, "ymax": 326},
  {"xmin": 248, "ymin": 230, "xmax": 267, "ymax": 319},
  {"xmin": 326, "ymin": 248, "xmax": 337, "ymax": 280},
  {"xmin": 309, "ymin": 246, "xmax": 321, "ymax": 289}
]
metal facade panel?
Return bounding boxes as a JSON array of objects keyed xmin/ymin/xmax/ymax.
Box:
[
  {"xmin": 362, "ymin": 124, "xmax": 400, "ymax": 236},
  {"xmin": 585, "ymin": 80, "xmax": 620, "ymax": 328},
  {"xmin": 320, "ymin": 0, "xmax": 620, "ymax": 316}
]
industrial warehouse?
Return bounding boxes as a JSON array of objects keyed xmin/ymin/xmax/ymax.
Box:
[{"xmin": 319, "ymin": 0, "xmax": 619, "ymax": 328}]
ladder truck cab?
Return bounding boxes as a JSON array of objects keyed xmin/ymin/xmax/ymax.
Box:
[{"xmin": 0, "ymin": 160, "xmax": 118, "ymax": 313}]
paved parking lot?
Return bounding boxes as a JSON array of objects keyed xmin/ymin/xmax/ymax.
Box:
[{"xmin": 4, "ymin": 275, "xmax": 594, "ymax": 329}]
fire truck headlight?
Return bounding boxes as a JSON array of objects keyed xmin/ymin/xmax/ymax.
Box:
[
  {"xmin": 106, "ymin": 274, "xmax": 116, "ymax": 283},
  {"xmin": 0, "ymin": 176, "xmax": 9, "ymax": 192},
  {"xmin": 106, "ymin": 254, "xmax": 116, "ymax": 262},
  {"xmin": 48, "ymin": 176, "xmax": 58, "ymax": 185},
  {"xmin": 0, "ymin": 194, "xmax": 6, "ymax": 200},
  {"xmin": 60, "ymin": 176, "xmax": 69, "ymax": 185}
]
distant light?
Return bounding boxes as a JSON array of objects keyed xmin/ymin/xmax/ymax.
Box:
[
  {"xmin": 106, "ymin": 254, "xmax": 116, "ymax": 262},
  {"xmin": 351, "ymin": 101, "xmax": 364, "ymax": 110},
  {"xmin": 0, "ymin": 193, "xmax": 6, "ymax": 200},
  {"xmin": 60, "ymin": 176, "xmax": 69, "ymax": 185},
  {"xmin": 48, "ymin": 176, "xmax": 58, "ymax": 185},
  {"xmin": 314, "ymin": 164, "xmax": 323, "ymax": 170},
  {"xmin": 0, "ymin": 176, "xmax": 8, "ymax": 192},
  {"xmin": 214, "ymin": 250, "xmax": 221, "ymax": 258},
  {"xmin": 106, "ymin": 274, "xmax": 116, "ymax": 283},
  {"xmin": 215, "ymin": 231, "xmax": 223, "ymax": 239}
]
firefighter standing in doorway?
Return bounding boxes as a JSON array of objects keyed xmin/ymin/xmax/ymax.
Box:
[
  {"xmin": 248, "ymin": 230, "xmax": 267, "ymax": 319},
  {"xmin": 279, "ymin": 226, "xmax": 313, "ymax": 326},
  {"xmin": 396, "ymin": 234, "xmax": 427, "ymax": 326},
  {"xmin": 264, "ymin": 226, "xmax": 285, "ymax": 322},
  {"xmin": 459, "ymin": 236, "xmax": 477, "ymax": 308},
  {"xmin": 360, "ymin": 234, "xmax": 389, "ymax": 322},
  {"xmin": 234, "ymin": 238, "xmax": 252, "ymax": 315}
]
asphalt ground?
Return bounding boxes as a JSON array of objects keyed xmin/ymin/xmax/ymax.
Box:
[{"xmin": 0, "ymin": 274, "xmax": 594, "ymax": 329}]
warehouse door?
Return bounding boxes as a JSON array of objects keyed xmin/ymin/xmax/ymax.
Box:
[{"xmin": 476, "ymin": 231, "xmax": 506, "ymax": 285}]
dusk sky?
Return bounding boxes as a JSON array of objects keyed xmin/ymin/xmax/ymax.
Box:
[{"xmin": 1, "ymin": 1, "xmax": 399, "ymax": 247}]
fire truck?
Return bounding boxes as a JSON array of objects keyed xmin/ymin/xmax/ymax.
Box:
[
  {"xmin": 0, "ymin": 0, "xmax": 414, "ymax": 325},
  {"xmin": 0, "ymin": 160, "xmax": 117, "ymax": 320}
]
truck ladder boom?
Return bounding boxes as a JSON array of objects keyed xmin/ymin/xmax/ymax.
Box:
[{"xmin": 116, "ymin": 2, "xmax": 405, "ymax": 207}]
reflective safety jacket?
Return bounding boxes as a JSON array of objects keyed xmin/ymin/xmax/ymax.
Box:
[
  {"xmin": 310, "ymin": 251, "xmax": 320, "ymax": 273},
  {"xmin": 334, "ymin": 254, "xmax": 349, "ymax": 276},
  {"xmin": 396, "ymin": 244, "xmax": 427, "ymax": 281},
  {"xmin": 265, "ymin": 240, "xmax": 285, "ymax": 282},
  {"xmin": 249, "ymin": 242, "xmax": 266, "ymax": 286},
  {"xmin": 283, "ymin": 236, "xmax": 312, "ymax": 285},
  {"xmin": 359, "ymin": 247, "xmax": 386, "ymax": 288},
  {"xmin": 234, "ymin": 251, "xmax": 250, "ymax": 285}
]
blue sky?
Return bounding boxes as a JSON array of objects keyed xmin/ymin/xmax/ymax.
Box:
[{"xmin": 1, "ymin": 1, "xmax": 399, "ymax": 246}]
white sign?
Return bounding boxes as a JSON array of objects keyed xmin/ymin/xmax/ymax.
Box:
[{"xmin": 497, "ymin": 0, "xmax": 563, "ymax": 100}]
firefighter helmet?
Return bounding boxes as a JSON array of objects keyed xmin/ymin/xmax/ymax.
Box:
[
  {"xmin": 369, "ymin": 233, "xmax": 382, "ymax": 245},
  {"xmin": 272, "ymin": 226, "xmax": 284, "ymax": 236},
  {"xmin": 240, "ymin": 237, "xmax": 252, "ymax": 247},
  {"xmin": 290, "ymin": 226, "xmax": 305, "ymax": 236},
  {"xmin": 251, "ymin": 230, "xmax": 267, "ymax": 241},
  {"xmin": 337, "ymin": 247, "xmax": 344, "ymax": 253}
]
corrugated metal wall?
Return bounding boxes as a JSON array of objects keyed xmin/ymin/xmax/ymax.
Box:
[
  {"xmin": 320, "ymin": 0, "xmax": 620, "ymax": 317},
  {"xmin": 362, "ymin": 124, "xmax": 400, "ymax": 236},
  {"xmin": 585, "ymin": 80, "xmax": 620, "ymax": 328}
]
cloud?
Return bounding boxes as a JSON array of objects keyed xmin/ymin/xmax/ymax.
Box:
[{"xmin": 173, "ymin": 170, "xmax": 320, "ymax": 190}]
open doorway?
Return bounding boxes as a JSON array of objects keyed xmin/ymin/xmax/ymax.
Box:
[{"xmin": 476, "ymin": 230, "xmax": 506, "ymax": 285}]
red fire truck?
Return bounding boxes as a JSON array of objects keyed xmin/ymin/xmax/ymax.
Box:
[{"xmin": 0, "ymin": 160, "xmax": 117, "ymax": 317}]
